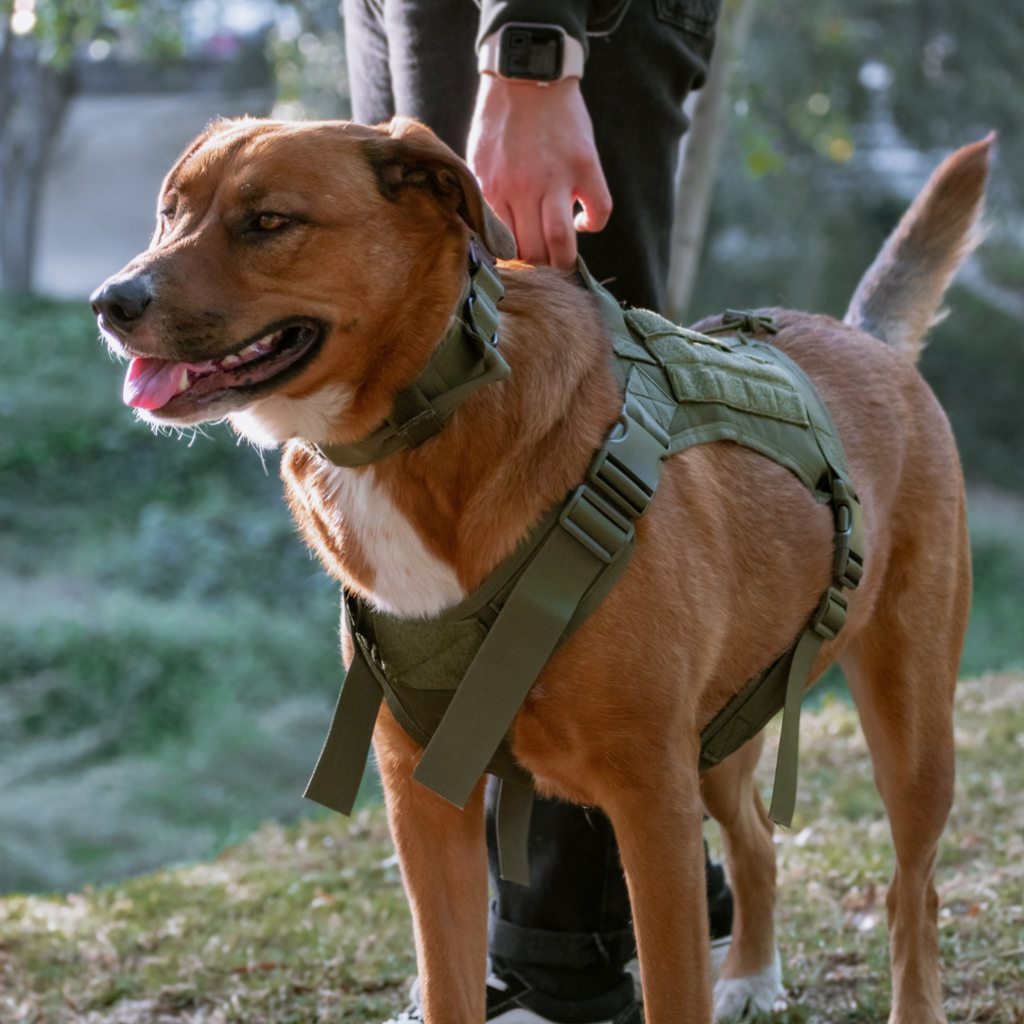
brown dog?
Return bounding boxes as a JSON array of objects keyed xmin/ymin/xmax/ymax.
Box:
[{"xmin": 91, "ymin": 117, "xmax": 989, "ymax": 1024}]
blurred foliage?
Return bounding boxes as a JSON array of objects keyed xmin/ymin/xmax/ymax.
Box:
[
  {"xmin": 691, "ymin": 0, "xmax": 1024, "ymax": 501},
  {"xmin": 0, "ymin": 0, "xmax": 184, "ymax": 66},
  {"xmin": 730, "ymin": 0, "xmax": 1023, "ymax": 199},
  {"xmin": 266, "ymin": 0, "xmax": 350, "ymax": 121},
  {"xmin": 2, "ymin": 0, "xmax": 1023, "ymax": 896},
  {"xmin": 692, "ymin": 0, "xmax": 1022, "ymax": 310},
  {"xmin": 0, "ymin": 296, "xmax": 368, "ymax": 893}
]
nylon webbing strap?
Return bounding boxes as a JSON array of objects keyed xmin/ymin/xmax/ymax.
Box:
[
  {"xmin": 409, "ymin": 411, "xmax": 665, "ymax": 883},
  {"xmin": 496, "ymin": 779, "xmax": 535, "ymax": 886},
  {"xmin": 412, "ymin": 520, "xmax": 624, "ymax": 808},
  {"xmin": 304, "ymin": 638, "xmax": 383, "ymax": 815},
  {"xmin": 698, "ymin": 656, "xmax": 790, "ymax": 773},
  {"xmin": 767, "ymin": 628, "xmax": 825, "ymax": 827}
]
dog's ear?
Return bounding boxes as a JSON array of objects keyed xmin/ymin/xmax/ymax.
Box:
[{"xmin": 366, "ymin": 117, "xmax": 517, "ymax": 260}]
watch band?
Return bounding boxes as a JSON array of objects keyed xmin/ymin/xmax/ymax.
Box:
[{"xmin": 478, "ymin": 23, "xmax": 586, "ymax": 83}]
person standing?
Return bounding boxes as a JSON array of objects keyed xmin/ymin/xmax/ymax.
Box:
[{"xmin": 342, "ymin": 2, "xmax": 732, "ymax": 1021}]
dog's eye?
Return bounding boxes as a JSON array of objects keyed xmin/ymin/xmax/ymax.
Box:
[{"xmin": 256, "ymin": 213, "xmax": 289, "ymax": 231}]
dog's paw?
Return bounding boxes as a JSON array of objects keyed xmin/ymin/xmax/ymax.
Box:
[{"xmin": 712, "ymin": 948, "xmax": 784, "ymax": 1021}]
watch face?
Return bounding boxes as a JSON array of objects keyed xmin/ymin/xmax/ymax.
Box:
[{"xmin": 499, "ymin": 26, "xmax": 564, "ymax": 81}]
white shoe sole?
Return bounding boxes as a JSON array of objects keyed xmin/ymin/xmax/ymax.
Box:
[{"xmin": 489, "ymin": 1011, "xmax": 621, "ymax": 1024}]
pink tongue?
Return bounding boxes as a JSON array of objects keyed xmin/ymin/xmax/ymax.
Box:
[{"xmin": 123, "ymin": 357, "xmax": 187, "ymax": 410}]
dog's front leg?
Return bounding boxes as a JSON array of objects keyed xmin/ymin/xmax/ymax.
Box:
[
  {"xmin": 601, "ymin": 752, "xmax": 712, "ymax": 1024},
  {"xmin": 374, "ymin": 707, "xmax": 489, "ymax": 1024}
]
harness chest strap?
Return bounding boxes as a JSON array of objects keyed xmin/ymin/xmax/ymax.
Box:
[{"xmin": 303, "ymin": 253, "xmax": 865, "ymax": 885}]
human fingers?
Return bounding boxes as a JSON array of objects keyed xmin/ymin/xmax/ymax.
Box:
[
  {"xmin": 510, "ymin": 194, "xmax": 550, "ymax": 266},
  {"xmin": 492, "ymin": 199, "xmax": 517, "ymax": 252},
  {"xmin": 573, "ymin": 163, "xmax": 613, "ymax": 234},
  {"xmin": 541, "ymin": 188, "xmax": 578, "ymax": 270}
]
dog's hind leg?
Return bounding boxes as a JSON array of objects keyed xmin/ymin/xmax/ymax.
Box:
[
  {"xmin": 700, "ymin": 732, "xmax": 784, "ymax": 1020},
  {"xmin": 373, "ymin": 708, "xmax": 490, "ymax": 1024},
  {"xmin": 599, "ymin": 749, "xmax": 714, "ymax": 1024},
  {"xmin": 841, "ymin": 511, "xmax": 970, "ymax": 1024}
]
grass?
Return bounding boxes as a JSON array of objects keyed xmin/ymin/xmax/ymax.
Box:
[
  {"xmin": 751, "ymin": 673, "xmax": 1024, "ymax": 1024},
  {"xmin": 3, "ymin": 673, "xmax": 1023, "ymax": 1024}
]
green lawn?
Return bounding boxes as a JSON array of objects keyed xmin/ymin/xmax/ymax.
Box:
[
  {"xmin": 0, "ymin": 296, "xmax": 374, "ymax": 894},
  {"xmin": 3, "ymin": 674, "xmax": 1022, "ymax": 1023}
]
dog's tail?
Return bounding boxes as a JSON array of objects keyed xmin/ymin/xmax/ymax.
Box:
[{"xmin": 844, "ymin": 133, "xmax": 994, "ymax": 363}]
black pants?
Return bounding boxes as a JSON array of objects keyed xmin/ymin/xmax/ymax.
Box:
[
  {"xmin": 343, "ymin": 0, "xmax": 716, "ymax": 313},
  {"xmin": 343, "ymin": 0, "xmax": 723, "ymax": 1014}
]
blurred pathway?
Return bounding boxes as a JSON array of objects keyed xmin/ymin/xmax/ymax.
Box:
[{"xmin": 36, "ymin": 89, "xmax": 272, "ymax": 300}]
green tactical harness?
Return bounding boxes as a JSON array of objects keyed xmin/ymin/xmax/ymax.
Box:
[{"xmin": 303, "ymin": 244, "xmax": 864, "ymax": 886}]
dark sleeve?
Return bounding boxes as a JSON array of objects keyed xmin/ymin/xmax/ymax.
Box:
[{"xmin": 475, "ymin": 0, "xmax": 633, "ymax": 53}]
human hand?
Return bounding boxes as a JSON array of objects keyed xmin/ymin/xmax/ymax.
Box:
[{"xmin": 467, "ymin": 74, "xmax": 612, "ymax": 270}]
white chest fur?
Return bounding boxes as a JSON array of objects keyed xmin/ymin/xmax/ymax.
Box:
[
  {"xmin": 230, "ymin": 384, "xmax": 465, "ymax": 618},
  {"xmin": 313, "ymin": 462, "xmax": 466, "ymax": 618},
  {"xmin": 229, "ymin": 384, "xmax": 354, "ymax": 450}
]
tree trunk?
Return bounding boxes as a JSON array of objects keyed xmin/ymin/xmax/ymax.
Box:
[
  {"xmin": 0, "ymin": 30, "xmax": 73, "ymax": 293},
  {"xmin": 665, "ymin": 0, "xmax": 758, "ymax": 324}
]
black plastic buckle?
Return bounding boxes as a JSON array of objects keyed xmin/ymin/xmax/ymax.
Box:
[
  {"xmin": 467, "ymin": 239, "xmax": 504, "ymax": 316},
  {"xmin": 559, "ymin": 484, "xmax": 635, "ymax": 564},
  {"xmin": 464, "ymin": 293, "xmax": 500, "ymax": 349},
  {"xmin": 811, "ymin": 586, "xmax": 848, "ymax": 641}
]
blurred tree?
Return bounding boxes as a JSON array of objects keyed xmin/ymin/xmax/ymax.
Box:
[
  {"xmin": 667, "ymin": 0, "xmax": 759, "ymax": 322},
  {"xmin": 689, "ymin": 0, "xmax": 1024, "ymax": 323},
  {"xmin": 0, "ymin": 0, "xmax": 347, "ymax": 293},
  {"xmin": 0, "ymin": 0, "xmax": 182, "ymax": 293}
]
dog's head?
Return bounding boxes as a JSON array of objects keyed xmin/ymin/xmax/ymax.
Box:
[{"xmin": 91, "ymin": 117, "xmax": 515, "ymax": 445}]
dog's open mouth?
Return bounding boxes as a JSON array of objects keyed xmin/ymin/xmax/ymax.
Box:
[{"xmin": 122, "ymin": 318, "xmax": 324, "ymax": 415}]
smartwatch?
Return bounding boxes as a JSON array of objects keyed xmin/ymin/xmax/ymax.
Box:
[{"xmin": 478, "ymin": 23, "xmax": 586, "ymax": 83}]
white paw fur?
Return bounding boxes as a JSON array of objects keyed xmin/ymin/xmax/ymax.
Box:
[{"xmin": 713, "ymin": 948, "xmax": 784, "ymax": 1021}]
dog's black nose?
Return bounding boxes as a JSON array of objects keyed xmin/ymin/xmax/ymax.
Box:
[{"xmin": 91, "ymin": 275, "xmax": 153, "ymax": 331}]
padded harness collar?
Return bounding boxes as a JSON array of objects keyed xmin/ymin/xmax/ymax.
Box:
[
  {"xmin": 302, "ymin": 241, "xmax": 508, "ymax": 468},
  {"xmin": 300, "ymin": 246, "xmax": 864, "ymax": 886}
]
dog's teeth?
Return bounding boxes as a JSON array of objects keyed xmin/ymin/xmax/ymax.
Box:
[
  {"xmin": 222, "ymin": 354, "xmax": 241, "ymax": 367},
  {"xmin": 177, "ymin": 368, "xmax": 189, "ymax": 393},
  {"xmin": 239, "ymin": 342, "xmax": 263, "ymax": 359}
]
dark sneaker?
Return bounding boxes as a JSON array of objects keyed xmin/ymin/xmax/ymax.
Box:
[
  {"xmin": 485, "ymin": 965, "xmax": 641, "ymax": 1023},
  {"xmin": 385, "ymin": 965, "xmax": 641, "ymax": 1024}
]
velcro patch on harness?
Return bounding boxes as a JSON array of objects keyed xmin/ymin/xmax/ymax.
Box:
[
  {"xmin": 372, "ymin": 615, "xmax": 487, "ymax": 692},
  {"xmin": 624, "ymin": 309, "xmax": 811, "ymax": 428}
]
